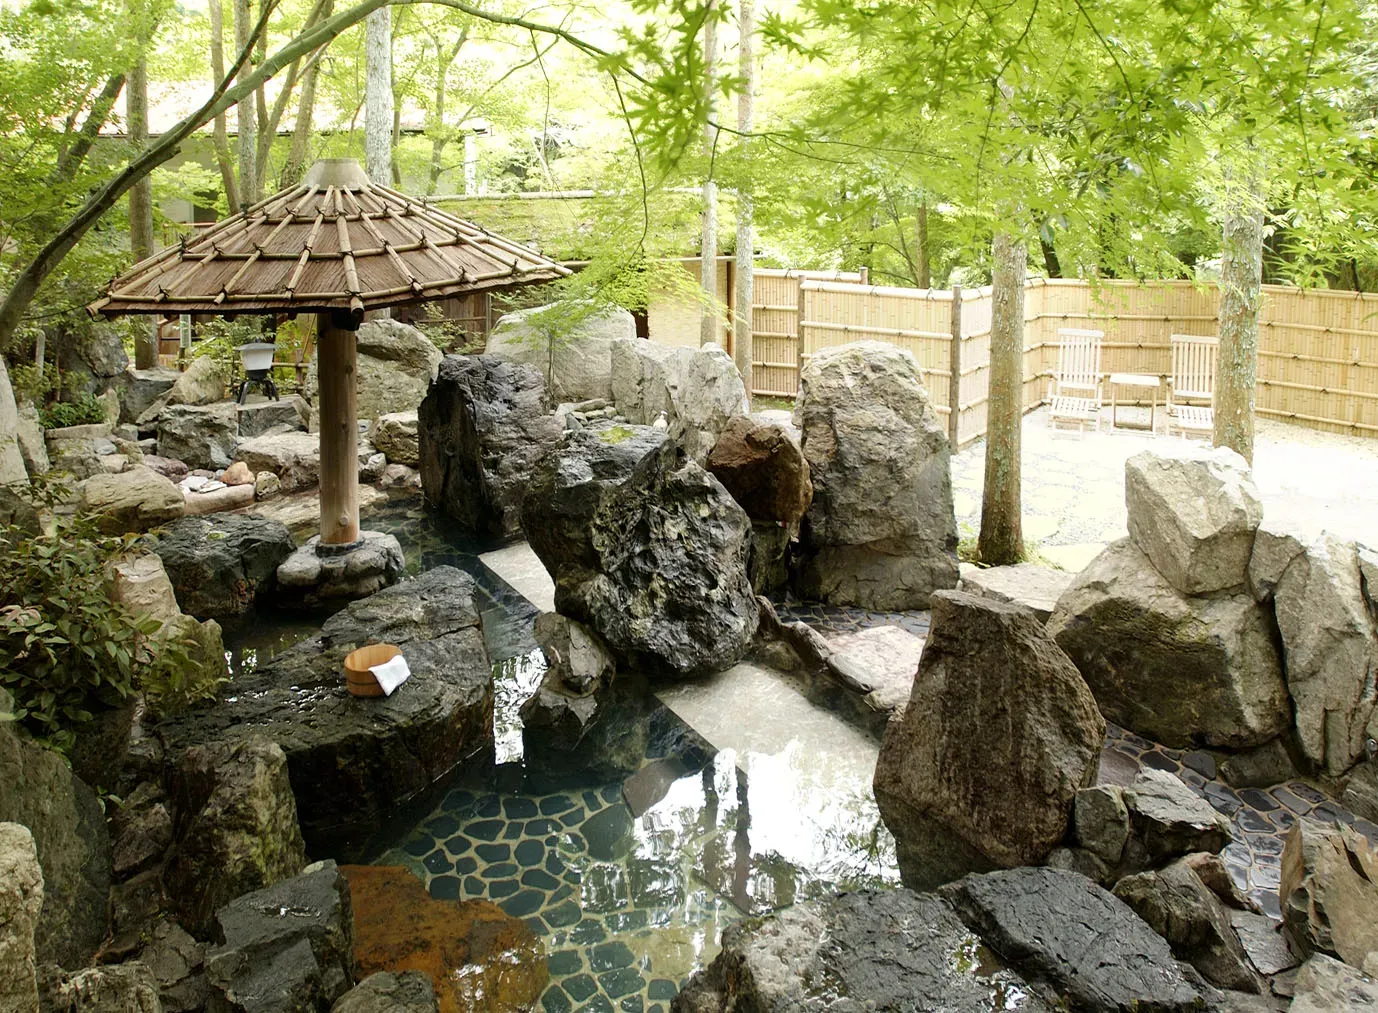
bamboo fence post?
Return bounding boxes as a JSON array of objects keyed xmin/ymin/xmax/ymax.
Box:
[
  {"xmin": 949, "ymin": 284, "xmax": 963, "ymax": 447},
  {"xmin": 796, "ymin": 275, "xmax": 807, "ymax": 390}
]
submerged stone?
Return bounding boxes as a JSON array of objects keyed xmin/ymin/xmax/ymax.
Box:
[{"xmin": 342, "ymin": 864, "xmax": 547, "ymax": 1013}]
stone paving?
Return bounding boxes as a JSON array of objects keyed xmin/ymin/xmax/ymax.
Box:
[{"xmin": 952, "ymin": 406, "xmax": 1378, "ymax": 572}]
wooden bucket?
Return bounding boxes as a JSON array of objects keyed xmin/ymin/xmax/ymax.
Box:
[{"xmin": 344, "ymin": 643, "xmax": 401, "ymax": 698}]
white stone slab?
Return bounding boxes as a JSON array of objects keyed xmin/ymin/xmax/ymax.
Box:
[{"xmin": 479, "ymin": 541, "xmax": 557, "ymax": 613}]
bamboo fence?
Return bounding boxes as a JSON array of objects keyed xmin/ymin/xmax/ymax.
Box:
[{"xmin": 751, "ymin": 275, "xmax": 1378, "ymax": 443}]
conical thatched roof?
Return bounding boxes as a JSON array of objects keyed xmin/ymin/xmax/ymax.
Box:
[{"xmin": 90, "ymin": 159, "xmax": 569, "ymax": 319}]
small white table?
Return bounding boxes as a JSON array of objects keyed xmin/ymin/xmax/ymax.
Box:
[{"xmin": 1108, "ymin": 373, "xmax": 1162, "ymax": 432}]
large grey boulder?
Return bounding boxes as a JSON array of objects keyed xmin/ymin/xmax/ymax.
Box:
[
  {"xmin": 1271, "ymin": 534, "xmax": 1378, "ymax": 776},
  {"xmin": 958, "ymin": 562, "xmax": 1075, "ymax": 623},
  {"xmin": 675, "ymin": 342, "xmax": 749, "ymax": 463},
  {"xmin": 1247, "ymin": 514, "xmax": 1309, "ymax": 602},
  {"xmin": 274, "ymin": 531, "xmax": 406, "ymax": 610},
  {"xmin": 166, "ymin": 355, "xmax": 226, "ymax": 407},
  {"xmin": 418, "ymin": 355, "xmax": 563, "ymax": 539},
  {"xmin": 155, "ymin": 567, "xmax": 493, "ymax": 853},
  {"xmin": 149, "ymin": 514, "xmax": 296, "ymax": 620},
  {"xmin": 205, "ymin": 861, "xmax": 356, "ymax": 1013},
  {"xmin": 233, "ymin": 432, "xmax": 321, "ymax": 493},
  {"xmin": 610, "ymin": 338, "xmax": 693, "ymax": 425},
  {"xmin": 48, "ymin": 322, "xmax": 128, "ymax": 398},
  {"xmin": 1125, "ymin": 445, "xmax": 1263, "ymax": 595},
  {"xmin": 1048, "ymin": 538, "xmax": 1290, "ymax": 750},
  {"xmin": 0, "ymin": 357, "xmax": 30, "ymax": 486},
  {"xmin": 237, "ymin": 396, "xmax": 310, "ymax": 438},
  {"xmin": 0, "ymin": 689, "xmax": 111, "ymax": 969},
  {"xmin": 44, "ymin": 422, "xmax": 115, "ymax": 481},
  {"xmin": 370, "ymin": 411, "xmax": 419, "ymax": 466},
  {"xmin": 306, "ymin": 318, "xmax": 442, "ymax": 425},
  {"xmin": 1279, "ymin": 818, "xmax": 1378, "ymax": 968},
  {"xmin": 673, "ymin": 888, "xmax": 1049, "ymax": 1013},
  {"xmin": 1113, "ymin": 857, "xmax": 1260, "ymax": 992},
  {"xmin": 522, "ymin": 424, "xmax": 758, "ymax": 677},
  {"xmin": 874, "ymin": 591, "xmax": 1104, "ymax": 888},
  {"xmin": 794, "ymin": 341, "xmax": 958, "ymax": 609},
  {"xmin": 1123, "ymin": 768, "xmax": 1232, "ymax": 865},
  {"xmin": 121, "ymin": 367, "xmax": 181, "ymax": 425},
  {"xmin": 1289, "ymin": 954, "xmax": 1378, "ymax": 1012},
  {"xmin": 165, "ymin": 737, "xmax": 307, "ymax": 938},
  {"xmin": 156, "ymin": 403, "xmax": 238, "ymax": 470},
  {"xmin": 332, "ymin": 972, "xmax": 438, "ymax": 1013},
  {"xmin": 0, "ymin": 822, "xmax": 42, "ymax": 1013},
  {"xmin": 941, "ymin": 867, "xmax": 1213, "ymax": 1012},
  {"xmin": 79, "ymin": 466, "xmax": 186, "ymax": 534},
  {"xmin": 486, "ymin": 302, "xmax": 632, "ymax": 402}
]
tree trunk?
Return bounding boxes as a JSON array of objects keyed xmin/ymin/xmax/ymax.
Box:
[
  {"xmin": 732, "ymin": 0, "xmax": 755, "ymax": 393},
  {"xmin": 977, "ymin": 229, "xmax": 1026, "ymax": 565},
  {"xmin": 127, "ymin": 31, "xmax": 158, "ymax": 368},
  {"xmin": 234, "ymin": 0, "xmax": 258, "ymax": 205},
  {"xmin": 916, "ymin": 201, "xmax": 931, "ymax": 289},
  {"xmin": 698, "ymin": 0, "xmax": 719, "ymax": 347},
  {"xmin": 365, "ymin": 7, "xmax": 394, "ymax": 183},
  {"xmin": 1214, "ymin": 166, "xmax": 1265, "ymax": 463},
  {"xmin": 209, "ymin": 0, "xmax": 240, "ymax": 211},
  {"xmin": 282, "ymin": 1, "xmax": 333, "ymax": 187}
]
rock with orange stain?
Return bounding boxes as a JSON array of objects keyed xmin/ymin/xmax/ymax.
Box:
[{"xmin": 340, "ymin": 866, "xmax": 547, "ymax": 1013}]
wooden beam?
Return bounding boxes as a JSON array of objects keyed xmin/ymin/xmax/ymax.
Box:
[{"xmin": 317, "ymin": 309, "xmax": 360, "ymax": 545}]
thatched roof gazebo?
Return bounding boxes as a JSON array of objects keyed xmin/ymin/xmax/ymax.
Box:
[{"xmin": 91, "ymin": 158, "xmax": 568, "ymax": 550}]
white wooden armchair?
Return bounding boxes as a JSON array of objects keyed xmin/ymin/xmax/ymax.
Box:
[
  {"xmin": 1166, "ymin": 334, "xmax": 1218, "ymax": 439},
  {"xmin": 1047, "ymin": 328, "xmax": 1105, "ymax": 433}
]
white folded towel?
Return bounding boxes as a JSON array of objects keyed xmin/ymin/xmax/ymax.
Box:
[{"xmin": 369, "ymin": 654, "xmax": 411, "ymax": 696}]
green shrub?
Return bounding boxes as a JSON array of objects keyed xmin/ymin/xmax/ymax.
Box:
[
  {"xmin": 38, "ymin": 393, "xmax": 108, "ymax": 430},
  {"xmin": 0, "ymin": 480, "xmax": 209, "ymax": 751}
]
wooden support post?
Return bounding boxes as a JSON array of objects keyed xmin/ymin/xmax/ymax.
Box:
[
  {"xmin": 317, "ymin": 310, "xmax": 360, "ymax": 546},
  {"xmin": 949, "ymin": 284, "xmax": 963, "ymax": 447}
]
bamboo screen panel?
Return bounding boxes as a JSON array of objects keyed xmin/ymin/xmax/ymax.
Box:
[
  {"xmin": 752, "ymin": 269, "xmax": 805, "ymax": 396},
  {"xmin": 1256, "ymin": 285, "xmax": 1378, "ymax": 436},
  {"xmin": 799, "ymin": 280, "xmax": 954, "ymax": 415}
]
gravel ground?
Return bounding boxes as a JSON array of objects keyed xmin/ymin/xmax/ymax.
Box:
[{"xmin": 951, "ymin": 406, "xmax": 1378, "ymax": 571}]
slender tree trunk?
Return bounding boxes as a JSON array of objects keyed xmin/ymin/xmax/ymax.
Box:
[
  {"xmin": 916, "ymin": 201, "xmax": 931, "ymax": 288},
  {"xmin": 209, "ymin": 0, "xmax": 240, "ymax": 211},
  {"xmin": 732, "ymin": 0, "xmax": 755, "ymax": 394},
  {"xmin": 283, "ymin": 1, "xmax": 333, "ymax": 186},
  {"xmin": 365, "ymin": 7, "xmax": 394, "ymax": 183},
  {"xmin": 698, "ymin": 0, "xmax": 719, "ymax": 347},
  {"xmin": 127, "ymin": 28, "xmax": 158, "ymax": 368},
  {"xmin": 234, "ymin": 0, "xmax": 259, "ymax": 205},
  {"xmin": 1214, "ymin": 164, "xmax": 1265, "ymax": 463},
  {"xmin": 978, "ymin": 229, "xmax": 1026, "ymax": 565}
]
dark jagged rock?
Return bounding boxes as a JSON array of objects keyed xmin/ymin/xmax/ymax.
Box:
[
  {"xmin": 149, "ymin": 514, "xmax": 296, "ymax": 619},
  {"xmin": 418, "ymin": 354, "xmax": 563, "ymax": 539},
  {"xmin": 673, "ymin": 888, "xmax": 1051, "ymax": 1013},
  {"xmin": 155, "ymin": 567, "xmax": 494, "ymax": 854},
  {"xmin": 521, "ymin": 424, "xmax": 758, "ymax": 677},
  {"xmin": 705, "ymin": 414, "xmax": 811, "ymax": 524},
  {"xmin": 205, "ymin": 861, "xmax": 356, "ymax": 1013},
  {"xmin": 1113, "ymin": 858, "xmax": 1261, "ymax": 992},
  {"xmin": 164, "ymin": 737, "xmax": 307, "ymax": 939},
  {"xmin": 873, "ymin": 591, "xmax": 1104, "ymax": 888},
  {"xmin": 0, "ymin": 689, "xmax": 111, "ymax": 969},
  {"xmin": 941, "ymin": 867, "xmax": 1214, "ymax": 1012}
]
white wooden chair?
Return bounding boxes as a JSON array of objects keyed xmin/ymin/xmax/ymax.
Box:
[
  {"xmin": 1047, "ymin": 328, "xmax": 1104, "ymax": 433},
  {"xmin": 1166, "ymin": 334, "xmax": 1218, "ymax": 439}
]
